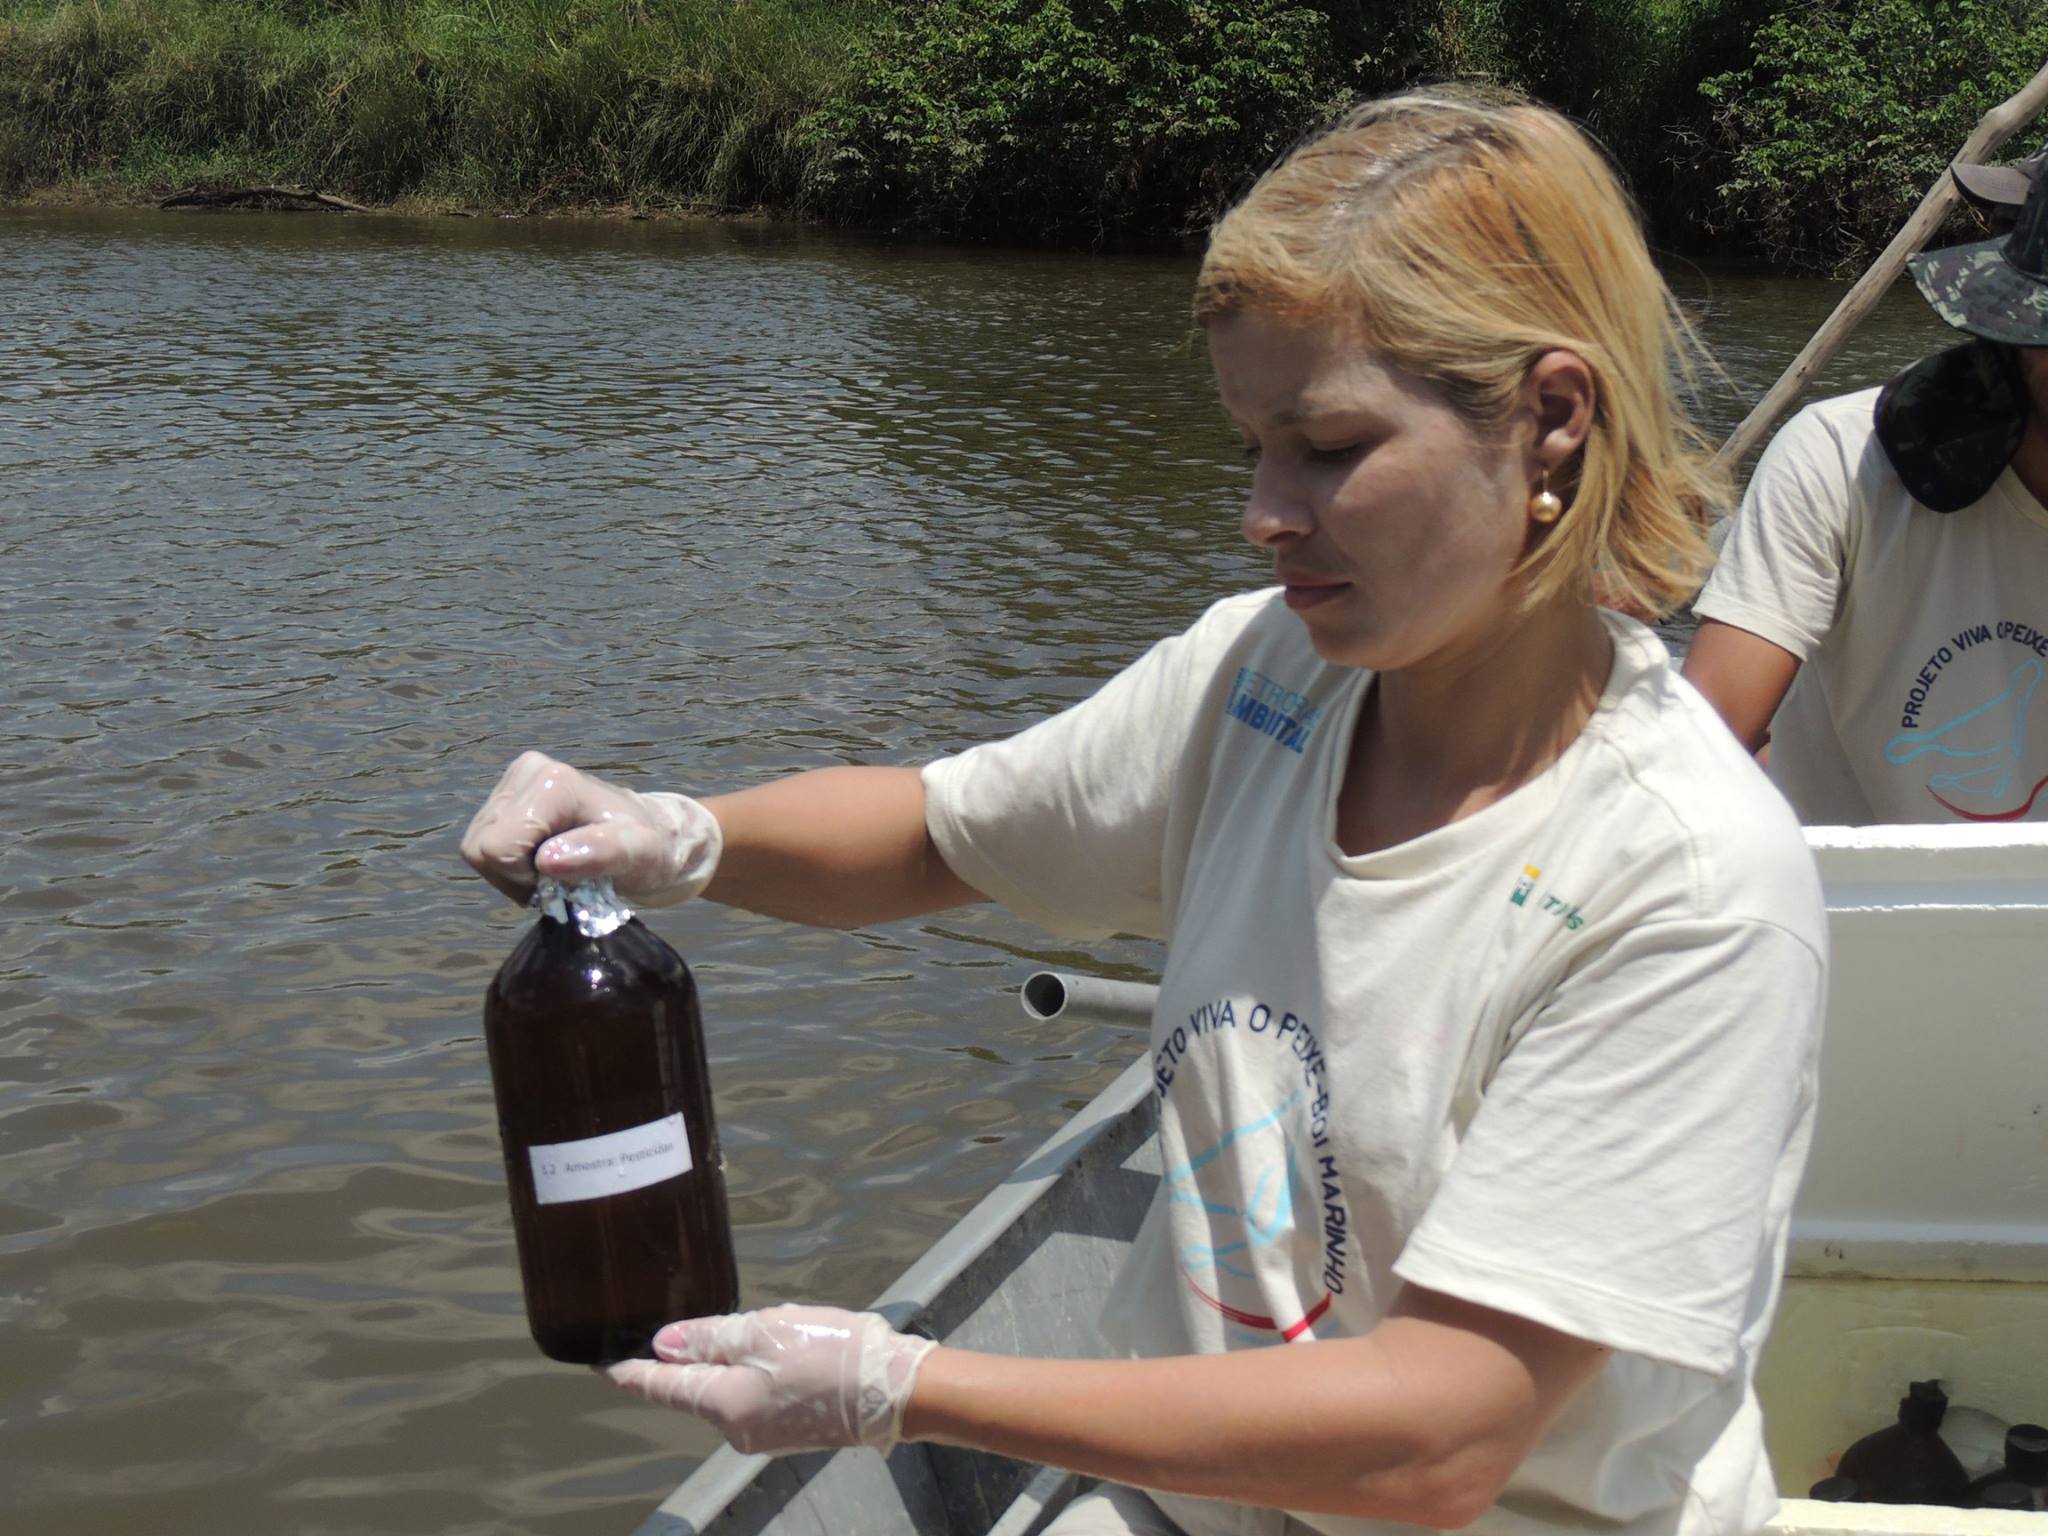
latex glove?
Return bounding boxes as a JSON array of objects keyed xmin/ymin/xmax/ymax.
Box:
[
  {"xmin": 605, "ymin": 1305, "xmax": 938, "ymax": 1456},
  {"xmin": 460, "ymin": 751, "xmax": 721, "ymax": 907}
]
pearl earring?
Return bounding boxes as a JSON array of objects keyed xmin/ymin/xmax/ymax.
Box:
[{"xmin": 1529, "ymin": 472, "xmax": 1565, "ymax": 524}]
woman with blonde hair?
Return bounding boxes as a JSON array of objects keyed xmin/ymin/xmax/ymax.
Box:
[{"xmin": 463, "ymin": 86, "xmax": 1825, "ymax": 1536}]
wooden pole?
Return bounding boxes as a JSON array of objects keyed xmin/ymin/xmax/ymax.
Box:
[{"xmin": 1714, "ymin": 59, "xmax": 2048, "ymax": 476}]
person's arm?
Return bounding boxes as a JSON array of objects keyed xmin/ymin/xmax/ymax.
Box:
[
  {"xmin": 459, "ymin": 752, "xmax": 982, "ymax": 927},
  {"xmin": 905, "ymin": 1285, "xmax": 1607, "ymax": 1527},
  {"xmin": 1680, "ymin": 618, "xmax": 1802, "ymax": 756},
  {"xmin": 1686, "ymin": 404, "xmax": 1860, "ymax": 758},
  {"xmin": 465, "ymin": 603, "xmax": 1240, "ymax": 934},
  {"xmin": 609, "ymin": 1284, "xmax": 1609, "ymax": 1529},
  {"xmin": 701, "ymin": 766, "xmax": 984, "ymax": 927}
]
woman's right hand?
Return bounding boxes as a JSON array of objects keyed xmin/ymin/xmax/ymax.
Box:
[{"xmin": 460, "ymin": 751, "xmax": 723, "ymax": 908}]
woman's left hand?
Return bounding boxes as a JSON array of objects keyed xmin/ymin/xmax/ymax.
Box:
[{"xmin": 604, "ymin": 1304, "xmax": 937, "ymax": 1456}]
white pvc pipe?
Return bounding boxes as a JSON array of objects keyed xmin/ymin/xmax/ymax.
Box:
[{"xmin": 1019, "ymin": 971, "xmax": 1158, "ymax": 1028}]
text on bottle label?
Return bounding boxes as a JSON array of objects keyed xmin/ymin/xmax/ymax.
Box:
[{"xmin": 527, "ymin": 1112, "xmax": 694, "ymax": 1205}]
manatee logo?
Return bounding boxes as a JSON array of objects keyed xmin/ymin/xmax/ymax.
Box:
[
  {"xmin": 1887, "ymin": 639, "xmax": 2048, "ymax": 819},
  {"xmin": 1153, "ymin": 998, "xmax": 1351, "ymax": 1344}
]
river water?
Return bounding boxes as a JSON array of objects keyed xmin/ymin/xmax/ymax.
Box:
[{"xmin": 0, "ymin": 207, "xmax": 1959, "ymax": 1535}]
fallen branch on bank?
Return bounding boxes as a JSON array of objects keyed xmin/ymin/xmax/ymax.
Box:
[{"xmin": 159, "ymin": 187, "xmax": 370, "ymax": 214}]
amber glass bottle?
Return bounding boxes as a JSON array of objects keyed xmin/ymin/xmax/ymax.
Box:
[{"xmin": 484, "ymin": 878, "xmax": 738, "ymax": 1364}]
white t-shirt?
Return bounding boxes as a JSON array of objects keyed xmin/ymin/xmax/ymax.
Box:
[
  {"xmin": 1694, "ymin": 387, "xmax": 2048, "ymax": 824},
  {"xmin": 923, "ymin": 591, "xmax": 1827, "ymax": 1536}
]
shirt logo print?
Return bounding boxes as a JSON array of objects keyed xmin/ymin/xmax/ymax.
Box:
[
  {"xmin": 1153, "ymin": 996, "xmax": 1350, "ymax": 1346},
  {"xmin": 1886, "ymin": 649, "xmax": 2048, "ymax": 820},
  {"xmin": 1225, "ymin": 668, "xmax": 1322, "ymax": 755}
]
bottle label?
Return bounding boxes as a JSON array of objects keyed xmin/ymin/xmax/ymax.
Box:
[{"xmin": 527, "ymin": 1112, "xmax": 694, "ymax": 1205}]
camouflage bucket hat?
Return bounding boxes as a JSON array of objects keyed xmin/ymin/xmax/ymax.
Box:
[{"xmin": 1910, "ymin": 172, "xmax": 2048, "ymax": 344}]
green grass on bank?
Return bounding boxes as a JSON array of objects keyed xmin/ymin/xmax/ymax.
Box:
[
  {"xmin": 0, "ymin": 0, "xmax": 875, "ymax": 210},
  {"xmin": 3, "ymin": 0, "xmax": 2043, "ymax": 268}
]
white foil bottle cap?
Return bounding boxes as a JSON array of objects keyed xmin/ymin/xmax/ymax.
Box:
[{"xmin": 532, "ymin": 876, "xmax": 633, "ymax": 938}]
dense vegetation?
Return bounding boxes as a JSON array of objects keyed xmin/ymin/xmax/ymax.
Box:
[
  {"xmin": 1705, "ymin": 0, "xmax": 2048, "ymax": 270},
  {"xmin": 2, "ymin": 0, "xmax": 2043, "ymax": 269}
]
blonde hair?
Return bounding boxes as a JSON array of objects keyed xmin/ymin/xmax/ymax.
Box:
[{"xmin": 1194, "ymin": 85, "xmax": 1725, "ymax": 619}]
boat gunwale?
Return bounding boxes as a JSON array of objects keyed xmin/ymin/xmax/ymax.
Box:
[{"xmin": 632, "ymin": 1055, "xmax": 1155, "ymax": 1535}]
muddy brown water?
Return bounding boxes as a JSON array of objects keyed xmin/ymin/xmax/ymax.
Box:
[{"xmin": 0, "ymin": 207, "xmax": 1959, "ymax": 1534}]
